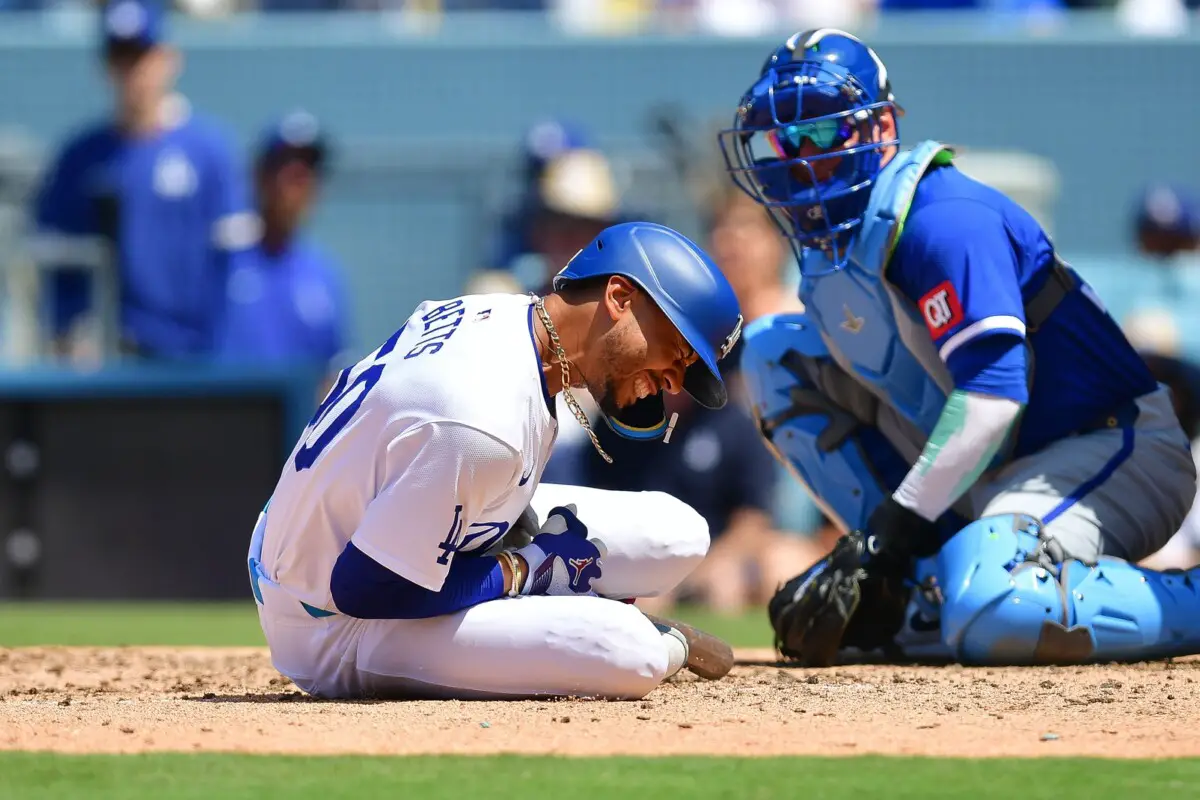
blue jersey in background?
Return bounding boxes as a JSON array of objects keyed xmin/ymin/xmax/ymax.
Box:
[
  {"xmin": 32, "ymin": 98, "xmax": 259, "ymax": 358},
  {"xmin": 215, "ymin": 237, "xmax": 348, "ymax": 368}
]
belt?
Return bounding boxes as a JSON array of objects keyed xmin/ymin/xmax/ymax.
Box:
[{"xmin": 1025, "ymin": 258, "xmax": 1076, "ymax": 333}]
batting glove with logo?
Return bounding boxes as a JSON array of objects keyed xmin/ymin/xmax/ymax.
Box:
[{"xmin": 514, "ymin": 504, "xmax": 607, "ymax": 596}]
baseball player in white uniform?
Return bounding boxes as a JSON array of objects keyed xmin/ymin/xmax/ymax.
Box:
[{"xmin": 248, "ymin": 222, "xmax": 745, "ymax": 700}]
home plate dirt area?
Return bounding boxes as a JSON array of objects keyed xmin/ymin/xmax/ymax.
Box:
[{"xmin": 1, "ymin": 647, "xmax": 1197, "ymax": 758}]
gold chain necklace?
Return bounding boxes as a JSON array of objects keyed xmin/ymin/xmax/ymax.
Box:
[{"xmin": 533, "ymin": 296, "xmax": 613, "ymax": 464}]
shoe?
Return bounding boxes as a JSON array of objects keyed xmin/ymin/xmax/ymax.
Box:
[
  {"xmin": 643, "ymin": 613, "xmax": 735, "ymax": 680},
  {"xmin": 656, "ymin": 624, "xmax": 689, "ymax": 679}
]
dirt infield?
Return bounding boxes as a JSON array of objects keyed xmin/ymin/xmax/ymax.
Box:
[{"xmin": 1, "ymin": 646, "xmax": 1198, "ymax": 758}]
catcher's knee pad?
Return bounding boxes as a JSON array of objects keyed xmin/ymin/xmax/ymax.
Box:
[
  {"xmin": 938, "ymin": 513, "xmax": 1200, "ymax": 665},
  {"xmin": 740, "ymin": 312, "xmax": 909, "ymax": 532}
]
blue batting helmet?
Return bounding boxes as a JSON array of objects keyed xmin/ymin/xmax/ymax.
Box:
[
  {"xmin": 718, "ymin": 29, "xmax": 900, "ymax": 273},
  {"xmin": 552, "ymin": 221, "xmax": 744, "ymax": 440}
]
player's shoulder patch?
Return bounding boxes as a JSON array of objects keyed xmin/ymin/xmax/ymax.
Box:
[{"xmin": 918, "ymin": 280, "xmax": 964, "ymax": 337}]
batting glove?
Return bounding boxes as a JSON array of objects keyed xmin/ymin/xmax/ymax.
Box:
[{"xmin": 514, "ymin": 504, "xmax": 607, "ymax": 596}]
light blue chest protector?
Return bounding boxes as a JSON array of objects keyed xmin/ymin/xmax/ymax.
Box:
[
  {"xmin": 740, "ymin": 141, "xmax": 961, "ymax": 536},
  {"xmin": 798, "ymin": 139, "xmax": 956, "ymax": 436}
]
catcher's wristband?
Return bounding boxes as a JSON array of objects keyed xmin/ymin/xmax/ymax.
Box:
[{"xmin": 869, "ymin": 496, "xmax": 942, "ymax": 561}]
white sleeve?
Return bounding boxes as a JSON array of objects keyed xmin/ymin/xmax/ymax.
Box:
[
  {"xmin": 892, "ymin": 390, "xmax": 1022, "ymax": 522},
  {"xmin": 350, "ymin": 421, "xmax": 520, "ymax": 592}
]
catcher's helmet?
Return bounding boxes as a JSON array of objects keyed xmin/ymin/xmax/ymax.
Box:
[
  {"xmin": 719, "ymin": 29, "xmax": 900, "ymax": 273},
  {"xmin": 552, "ymin": 221, "xmax": 743, "ymax": 440}
]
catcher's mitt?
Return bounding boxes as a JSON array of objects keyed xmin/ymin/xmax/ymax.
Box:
[{"xmin": 768, "ymin": 530, "xmax": 908, "ymax": 667}]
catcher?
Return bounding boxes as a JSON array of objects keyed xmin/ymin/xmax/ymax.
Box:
[{"xmin": 718, "ymin": 29, "xmax": 1200, "ymax": 666}]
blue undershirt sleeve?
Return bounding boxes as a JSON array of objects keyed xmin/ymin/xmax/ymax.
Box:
[{"xmin": 330, "ymin": 540, "xmax": 505, "ymax": 620}]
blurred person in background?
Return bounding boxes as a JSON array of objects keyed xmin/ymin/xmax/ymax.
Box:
[
  {"xmin": 705, "ymin": 184, "xmax": 803, "ymax": 331},
  {"xmin": 468, "ymin": 137, "xmax": 620, "ymax": 296},
  {"xmin": 1134, "ymin": 182, "xmax": 1200, "ymax": 262},
  {"xmin": 470, "ymin": 118, "xmax": 595, "ymax": 291},
  {"xmin": 30, "ymin": 0, "xmax": 258, "ymax": 363},
  {"xmin": 486, "ymin": 145, "xmax": 623, "ymax": 485},
  {"xmin": 706, "ymin": 181, "xmax": 837, "ymax": 544},
  {"xmin": 214, "ymin": 111, "xmax": 350, "ymax": 379},
  {"xmin": 1120, "ymin": 183, "xmax": 1200, "ymax": 361},
  {"xmin": 520, "ymin": 148, "xmax": 621, "ymax": 294}
]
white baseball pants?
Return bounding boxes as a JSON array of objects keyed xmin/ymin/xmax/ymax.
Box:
[{"xmin": 254, "ymin": 484, "xmax": 710, "ymax": 700}]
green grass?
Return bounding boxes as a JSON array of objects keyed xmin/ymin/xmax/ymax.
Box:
[
  {"xmin": 0, "ymin": 602, "xmax": 268, "ymax": 647},
  {"xmin": 0, "ymin": 601, "xmax": 773, "ymax": 649},
  {"xmin": 0, "ymin": 603, "xmax": 1188, "ymax": 797},
  {"xmin": 656, "ymin": 604, "xmax": 774, "ymax": 649},
  {"xmin": 1, "ymin": 753, "xmax": 1197, "ymax": 799}
]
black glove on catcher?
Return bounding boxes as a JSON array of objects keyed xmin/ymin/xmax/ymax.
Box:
[{"xmin": 768, "ymin": 498, "xmax": 942, "ymax": 667}]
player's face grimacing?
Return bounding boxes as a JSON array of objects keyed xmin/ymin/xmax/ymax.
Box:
[{"xmin": 584, "ymin": 278, "xmax": 699, "ymax": 414}]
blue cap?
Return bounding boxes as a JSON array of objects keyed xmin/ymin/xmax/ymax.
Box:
[
  {"xmin": 257, "ymin": 110, "xmax": 329, "ymax": 173},
  {"xmin": 101, "ymin": 0, "xmax": 166, "ymax": 51},
  {"xmin": 1136, "ymin": 183, "xmax": 1200, "ymax": 237},
  {"xmin": 522, "ymin": 118, "xmax": 591, "ymax": 171},
  {"xmin": 553, "ymin": 222, "xmax": 743, "ymax": 439}
]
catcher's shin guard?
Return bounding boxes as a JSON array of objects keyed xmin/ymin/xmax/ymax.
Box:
[{"xmin": 939, "ymin": 514, "xmax": 1200, "ymax": 665}]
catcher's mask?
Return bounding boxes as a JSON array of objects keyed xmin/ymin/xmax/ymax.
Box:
[{"xmin": 719, "ymin": 29, "xmax": 901, "ymax": 274}]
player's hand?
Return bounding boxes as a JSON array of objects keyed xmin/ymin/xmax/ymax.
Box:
[{"xmin": 514, "ymin": 504, "xmax": 607, "ymax": 597}]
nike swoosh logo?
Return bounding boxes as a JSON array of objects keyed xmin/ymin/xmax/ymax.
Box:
[{"xmin": 518, "ymin": 464, "xmax": 535, "ymax": 486}]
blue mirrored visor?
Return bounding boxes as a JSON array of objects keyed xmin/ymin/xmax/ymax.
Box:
[{"xmin": 740, "ymin": 85, "xmax": 860, "ymax": 160}]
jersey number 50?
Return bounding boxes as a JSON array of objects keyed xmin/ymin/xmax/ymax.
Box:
[{"xmin": 293, "ymin": 325, "xmax": 404, "ymax": 472}]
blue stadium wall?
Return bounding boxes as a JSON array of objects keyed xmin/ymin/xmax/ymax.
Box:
[{"xmin": 0, "ymin": 12, "xmax": 1195, "ymax": 350}]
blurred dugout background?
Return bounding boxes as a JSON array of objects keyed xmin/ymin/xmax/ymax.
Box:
[{"xmin": 0, "ymin": 0, "xmax": 1196, "ymax": 610}]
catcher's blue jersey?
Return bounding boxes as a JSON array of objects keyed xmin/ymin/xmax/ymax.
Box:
[{"xmin": 884, "ymin": 162, "xmax": 1157, "ymax": 457}]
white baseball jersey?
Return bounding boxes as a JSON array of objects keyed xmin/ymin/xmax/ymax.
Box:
[{"xmin": 257, "ymin": 293, "xmax": 559, "ymax": 613}]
